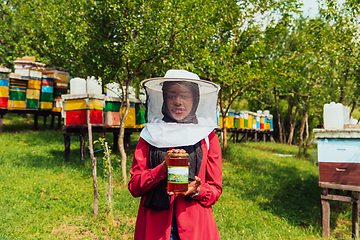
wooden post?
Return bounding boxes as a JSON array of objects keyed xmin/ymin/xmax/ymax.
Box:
[
  {"xmin": 245, "ymin": 132, "xmax": 248, "ymax": 143},
  {"xmin": 50, "ymin": 114, "xmax": 55, "ymax": 129},
  {"xmin": 233, "ymin": 131, "xmax": 236, "ymax": 144},
  {"xmin": 322, "ymin": 188, "xmax": 330, "ymax": 239},
  {"xmin": 34, "ymin": 114, "xmax": 38, "ymax": 130},
  {"xmin": 88, "ymin": 124, "xmax": 99, "ymax": 218},
  {"xmin": 79, "ymin": 134, "xmax": 86, "ymax": 160},
  {"xmin": 263, "ymin": 132, "xmax": 266, "ymax": 143},
  {"xmin": 236, "ymin": 131, "xmax": 239, "ymax": 143},
  {"xmin": 57, "ymin": 115, "xmax": 62, "ymax": 129},
  {"xmin": 113, "ymin": 132, "xmax": 119, "ymax": 154},
  {"xmin": 43, "ymin": 115, "xmax": 47, "ymax": 130},
  {"xmin": 335, "ymin": 189, "xmax": 340, "ymax": 210},
  {"xmin": 254, "ymin": 132, "xmax": 257, "ymax": 142},
  {"xmin": 64, "ymin": 134, "xmax": 70, "ymax": 162},
  {"xmin": 105, "ymin": 142, "xmax": 113, "ymax": 212},
  {"xmin": 0, "ymin": 114, "xmax": 3, "ymax": 134},
  {"xmin": 124, "ymin": 131, "xmax": 131, "ymax": 155},
  {"xmin": 352, "ymin": 192, "xmax": 360, "ymax": 239}
]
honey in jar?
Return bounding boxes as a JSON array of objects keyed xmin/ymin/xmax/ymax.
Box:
[{"xmin": 167, "ymin": 151, "xmax": 189, "ymax": 193}]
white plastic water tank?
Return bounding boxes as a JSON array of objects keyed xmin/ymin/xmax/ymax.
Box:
[
  {"xmin": 86, "ymin": 77, "xmax": 102, "ymax": 95},
  {"xmin": 323, "ymin": 102, "xmax": 344, "ymax": 129},
  {"xmin": 343, "ymin": 106, "xmax": 350, "ymax": 124},
  {"xmin": 106, "ymin": 82, "xmax": 121, "ymax": 97},
  {"xmin": 70, "ymin": 78, "xmax": 86, "ymax": 95}
]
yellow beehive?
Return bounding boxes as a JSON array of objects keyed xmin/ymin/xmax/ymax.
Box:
[
  {"xmin": 8, "ymin": 100, "xmax": 26, "ymax": 110},
  {"xmin": 26, "ymin": 89, "xmax": 40, "ymax": 99},
  {"xmin": 0, "ymin": 86, "xmax": 9, "ymax": 97},
  {"xmin": 28, "ymin": 79, "xmax": 41, "ymax": 90}
]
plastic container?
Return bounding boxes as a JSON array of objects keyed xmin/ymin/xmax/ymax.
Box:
[
  {"xmin": 323, "ymin": 102, "xmax": 344, "ymax": 129},
  {"xmin": 70, "ymin": 78, "xmax": 86, "ymax": 95},
  {"xmin": 344, "ymin": 106, "xmax": 350, "ymax": 124},
  {"xmin": 167, "ymin": 153, "xmax": 189, "ymax": 193},
  {"xmin": 106, "ymin": 83, "xmax": 121, "ymax": 98},
  {"xmin": 87, "ymin": 77, "xmax": 102, "ymax": 95}
]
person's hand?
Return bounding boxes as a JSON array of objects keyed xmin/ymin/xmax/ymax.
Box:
[
  {"xmin": 161, "ymin": 151, "xmax": 170, "ymax": 173},
  {"xmin": 168, "ymin": 176, "xmax": 202, "ymax": 197}
]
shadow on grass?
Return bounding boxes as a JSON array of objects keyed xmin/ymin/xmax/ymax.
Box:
[{"xmin": 222, "ymin": 143, "xmax": 344, "ymax": 234}]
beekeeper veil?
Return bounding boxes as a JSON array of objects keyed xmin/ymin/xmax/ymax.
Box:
[{"xmin": 140, "ymin": 69, "xmax": 220, "ymax": 148}]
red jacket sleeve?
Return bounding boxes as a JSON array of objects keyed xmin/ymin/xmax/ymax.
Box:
[
  {"xmin": 193, "ymin": 131, "xmax": 222, "ymax": 207},
  {"xmin": 128, "ymin": 138, "xmax": 168, "ymax": 198}
]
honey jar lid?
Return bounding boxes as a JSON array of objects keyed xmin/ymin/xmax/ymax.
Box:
[{"xmin": 168, "ymin": 153, "xmax": 189, "ymax": 157}]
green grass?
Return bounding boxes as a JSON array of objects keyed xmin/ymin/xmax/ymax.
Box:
[{"xmin": 0, "ymin": 114, "xmax": 356, "ymax": 239}]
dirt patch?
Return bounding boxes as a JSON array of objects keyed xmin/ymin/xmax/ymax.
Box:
[
  {"xmin": 51, "ymin": 225, "xmax": 95, "ymax": 239},
  {"xmin": 51, "ymin": 225, "xmax": 78, "ymax": 236}
]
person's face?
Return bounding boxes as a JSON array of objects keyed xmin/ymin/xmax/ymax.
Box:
[{"xmin": 166, "ymin": 83, "xmax": 194, "ymax": 121}]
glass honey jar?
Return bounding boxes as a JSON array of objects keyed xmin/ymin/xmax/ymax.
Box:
[{"xmin": 167, "ymin": 152, "xmax": 189, "ymax": 193}]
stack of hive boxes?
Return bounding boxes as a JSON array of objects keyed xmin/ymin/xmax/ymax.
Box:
[
  {"xmin": 103, "ymin": 83, "xmax": 139, "ymax": 128},
  {"xmin": 40, "ymin": 69, "xmax": 54, "ymax": 110},
  {"xmin": 63, "ymin": 94, "xmax": 104, "ymax": 125},
  {"xmin": 8, "ymin": 73, "xmax": 27, "ymax": 110},
  {"xmin": 0, "ymin": 67, "xmax": 11, "ymax": 108},
  {"xmin": 26, "ymin": 62, "xmax": 45, "ymax": 109},
  {"xmin": 12, "ymin": 59, "xmax": 32, "ymax": 110},
  {"xmin": 46, "ymin": 68, "xmax": 69, "ymax": 112},
  {"xmin": 63, "ymin": 77, "xmax": 104, "ymax": 126}
]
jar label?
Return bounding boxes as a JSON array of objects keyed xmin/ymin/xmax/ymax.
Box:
[{"xmin": 168, "ymin": 167, "xmax": 189, "ymax": 184}]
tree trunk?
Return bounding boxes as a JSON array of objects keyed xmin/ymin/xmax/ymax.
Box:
[
  {"xmin": 88, "ymin": 124, "xmax": 98, "ymax": 218},
  {"xmin": 287, "ymin": 104, "xmax": 299, "ymax": 145},
  {"xmin": 274, "ymin": 87, "xmax": 283, "ymax": 143},
  {"xmin": 350, "ymin": 100, "xmax": 356, "ymax": 117},
  {"xmin": 222, "ymin": 118, "xmax": 227, "ymax": 151},
  {"xmin": 118, "ymin": 79, "xmax": 131, "ymax": 185},
  {"xmin": 303, "ymin": 114, "xmax": 309, "ymax": 156},
  {"xmin": 298, "ymin": 109, "xmax": 308, "ymax": 156}
]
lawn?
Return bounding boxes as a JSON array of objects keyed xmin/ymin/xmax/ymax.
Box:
[{"xmin": 0, "ymin": 114, "xmax": 355, "ymax": 239}]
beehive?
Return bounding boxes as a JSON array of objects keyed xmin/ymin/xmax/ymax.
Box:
[
  {"xmin": 226, "ymin": 109, "xmax": 234, "ymax": 129},
  {"xmin": 135, "ymin": 103, "xmax": 146, "ymax": 128},
  {"xmin": 42, "ymin": 70, "xmax": 56, "ymax": 111},
  {"xmin": 103, "ymin": 96, "xmax": 137, "ymax": 128},
  {"xmin": 0, "ymin": 67, "xmax": 11, "ymax": 108},
  {"xmin": 62, "ymin": 94, "xmax": 104, "ymax": 126},
  {"xmin": 315, "ymin": 129, "xmax": 360, "ymax": 187},
  {"xmin": 8, "ymin": 73, "xmax": 27, "ymax": 110}
]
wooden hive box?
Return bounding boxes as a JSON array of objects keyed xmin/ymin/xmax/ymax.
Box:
[
  {"xmin": 62, "ymin": 93, "xmax": 104, "ymax": 126},
  {"xmin": 103, "ymin": 96, "xmax": 137, "ymax": 128},
  {"xmin": 0, "ymin": 68, "xmax": 10, "ymax": 109},
  {"xmin": 314, "ymin": 129, "xmax": 360, "ymax": 186}
]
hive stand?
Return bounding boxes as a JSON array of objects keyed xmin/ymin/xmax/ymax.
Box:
[
  {"xmin": 314, "ymin": 129, "xmax": 360, "ymax": 239},
  {"xmin": 0, "ymin": 109, "xmax": 61, "ymax": 133},
  {"xmin": 320, "ymin": 182, "xmax": 360, "ymax": 239},
  {"xmin": 63, "ymin": 125, "xmax": 142, "ymax": 161},
  {"xmin": 227, "ymin": 128, "xmax": 274, "ymax": 143}
]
